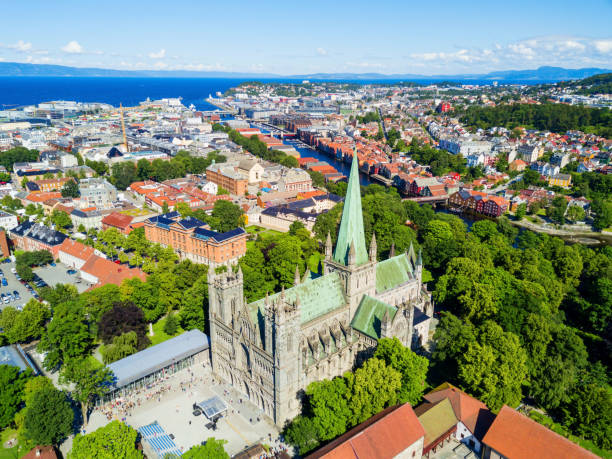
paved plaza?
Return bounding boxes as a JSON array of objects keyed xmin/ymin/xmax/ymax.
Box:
[{"xmin": 87, "ymin": 363, "xmax": 291, "ymax": 457}]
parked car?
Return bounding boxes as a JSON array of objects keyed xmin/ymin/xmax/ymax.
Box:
[
  {"xmin": 13, "ymin": 291, "xmax": 20, "ymax": 300},
  {"xmin": 1, "ymin": 278, "xmax": 7, "ymax": 287},
  {"xmin": 6, "ymin": 293, "xmax": 12, "ymax": 302},
  {"xmin": 1, "ymin": 294, "xmax": 7, "ymax": 304},
  {"xmin": 0, "ymin": 270, "xmax": 4, "ymax": 277},
  {"xmin": 50, "ymin": 262, "xmax": 56, "ymax": 267},
  {"xmin": 10, "ymin": 267, "xmax": 16, "ymax": 274},
  {"xmin": 67, "ymin": 269, "xmax": 77, "ymax": 275}
]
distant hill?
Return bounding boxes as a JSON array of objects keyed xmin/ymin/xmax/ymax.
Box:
[
  {"xmin": 0, "ymin": 62, "xmax": 609, "ymax": 82},
  {"xmin": 558, "ymin": 72, "xmax": 612, "ymax": 95}
]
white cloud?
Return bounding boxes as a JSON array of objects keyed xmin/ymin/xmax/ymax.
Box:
[
  {"xmin": 594, "ymin": 39, "xmax": 612, "ymax": 53},
  {"xmin": 149, "ymin": 49, "xmax": 166, "ymax": 59},
  {"xmin": 153, "ymin": 61, "xmax": 168, "ymax": 69},
  {"xmin": 407, "ymin": 36, "xmax": 612, "ymax": 73},
  {"xmin": 61, "ymin": 41, "xmax": 83, "ymax": 54},
  {"xmin": 8, "ymin": 40, "xmax": 32, "ymax": 52},
  {"xmin": 316, "ymin": 47, "xmax": 328, "ymax": 56}
]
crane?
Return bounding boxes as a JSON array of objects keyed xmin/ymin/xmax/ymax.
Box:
[{"xmin": 119, "ymin": 103, "xmax": 129, "ymax": 152}]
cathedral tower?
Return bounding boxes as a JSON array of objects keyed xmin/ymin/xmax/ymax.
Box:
[{"xmin": 324, "ymin": 153, "xmax": 377, "ymax": 316}]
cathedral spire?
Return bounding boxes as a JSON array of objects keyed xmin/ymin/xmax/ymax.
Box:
[
  {"xmin": 333, "ymin": 152, "xmax": 368, "ymax": 266},
  {"xmin": 325, "ymin": 232, "xmax": 332, "ymax": 260},
  {"xmin": 347, "ymin": 241, "xmax": 356, "ymax": 265},
  {"xmin": 369, "ymin": 232, "xmax": 377, "ymax": 262},
  {"xmin": 294, "ymin": 265, "xmax": 301, "ymax": 286}
]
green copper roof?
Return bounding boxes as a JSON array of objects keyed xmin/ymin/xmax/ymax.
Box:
[
  {"xmin": 376, "ymin": 253, "xmax": 414, "ymax": 293},
  {"xmin": 248, "ymin": 272, "xmax": 346, "ymax": 327},
  {"xmin": 350, "ymin": 295, "xmax": 397, "ymax": 340},
  {"xmin": 333, "ymin": 155, "xmax": 368, "ymax": 266},
  {"xmin": 417, "ymin": 398, "xmax": 458, "ymax": 447}
]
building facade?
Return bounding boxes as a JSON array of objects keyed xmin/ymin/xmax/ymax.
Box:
[
  {"xmin": 144, "ymin": 211, "xmax": 247, "ymax": 266},
  {"xmin": 207, "ymin": 156, "xmax": 433, "ymax": 426},
  {"xmin": 0, "ymin": 211, "xmax": 19, "ymax": 231},
  {"xmin": 79, "ymin": 178, "xmax": 118, "ymax": 208}
]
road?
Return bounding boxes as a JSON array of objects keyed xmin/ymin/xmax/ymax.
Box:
[{"xmin": 489, "ymin": 174, "xmax": 523, "ymax": 194}]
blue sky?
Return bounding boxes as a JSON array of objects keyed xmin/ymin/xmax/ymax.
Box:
[{"xmin": 1, "ymin": 0, "xmax": 611, "ymax": 74}]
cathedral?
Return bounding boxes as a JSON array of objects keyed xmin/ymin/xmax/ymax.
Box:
[{"xmin": 207, "ymin": 156, "xmax": 434, "ymax": 426}]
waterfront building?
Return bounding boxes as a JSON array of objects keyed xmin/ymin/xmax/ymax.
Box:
[{"xmin": 207, "ymin": 156, "xmax": 433, "ymax": 426}]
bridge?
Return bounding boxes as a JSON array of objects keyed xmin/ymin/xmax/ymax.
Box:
[
  {"xmin": 370, "ymin": 174, "xmax": 393, "ymax": 186},
  {"xmin": 402, "ymin": 195, "xmax": 449, "ymax": 204}
]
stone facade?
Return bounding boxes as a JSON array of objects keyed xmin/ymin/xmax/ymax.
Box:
[{"xmin": 207, "ymin": 156, "xmax": 433, "ymax": 426}]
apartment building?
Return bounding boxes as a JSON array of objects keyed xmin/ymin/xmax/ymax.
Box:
[
  {"xmin": 79, "ymin": 178, "xmax": 118, "ymax": 208},
  {"xmin": 144, "ymin": 211, "xmax": 247, "ymax": 266},
  {"xmin": 205, "ymin": 163, "xmax": 249, "ymax": 196}
]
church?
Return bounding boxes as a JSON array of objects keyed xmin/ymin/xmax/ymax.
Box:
[{"xmin": 207, "ymin": 155, "xmax": 434, "ymax": 426}]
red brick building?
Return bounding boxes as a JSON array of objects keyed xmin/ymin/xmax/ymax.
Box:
[{"xmin": 144, "ymin": 211, "xmax": 247, "ymax": 266}]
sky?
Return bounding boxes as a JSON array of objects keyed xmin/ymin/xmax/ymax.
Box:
[{"xmin": 1, "ymin": 0, "xmax": 611, "ymax": 75}]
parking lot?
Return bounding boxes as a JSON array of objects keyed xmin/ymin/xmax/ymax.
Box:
[
  {"xmin": 35, "ymin": 262, "xmax": 91, "ymax": 293},
  {"xmin": 0, "ymin": 261, "xmax": 38, "ymax": 311}
]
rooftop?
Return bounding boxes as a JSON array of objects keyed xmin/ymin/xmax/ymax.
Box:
[
  {"xmin": 108, "ymin": 330, "xmax": 209, "ymax": 389},
  {"xmin": 482, "ymin": 405, "xmax": 597, "ymax": 459}
]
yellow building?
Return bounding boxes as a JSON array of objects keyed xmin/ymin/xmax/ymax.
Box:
[{"xmin": 548, "ymin": 173, "xmax": 572, "ymax": 188}]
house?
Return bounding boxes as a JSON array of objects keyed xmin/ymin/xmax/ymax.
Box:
[
  {"xmin": 21, "ymin": 446, "xmax": 58, "ymax": 459},
  {"xmin": 9, "ymin": 221, "xmax": 67, "ymax": 257},
  {"xmin": 237, "ymin": 160, "xmax": 265, "ymax": 184},
  {"xmin": 0, "ymin": 230, "xmax": 10, "ymax": 258},
  {"xmin": 481, "ymin": 406, "xmax": 597, "ymax": 459},
  {"xmin": 306, "ymin": 403, "xmax": 425, "ymax": 459},
  {"xmin": 548, "ymin": 173, "xmax": 572, "ymax": 188},
  {"xmin": 415, "ymin": 398, "xmax": 458, "ymax": 458},
  {"xmin": 101, "ymin": 212, "xmax": 136, "ymax": 234},
  {"xmin": 58, "ymin": 238, "xmax": 96, "ymax": 269},
  {"xmin": 420, "ymin": 383, "xmax": 495, "ymax": 455},
  {"xmin": 0, "ymin": 211, "xmax": 19, "ymax": 231},
  {"xmin": 518, "ymin": 145, "xmax": 543, "ymax": 163},
  {"xmin": 80, "ymin": 255, "xmax": 146, "ymax": 289}
]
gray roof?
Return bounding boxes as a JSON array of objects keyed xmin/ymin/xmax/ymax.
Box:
[
  {"xmin": 0, "ymin": 345, "xmax": 38, "ymax": 374},
  {"xmin": 107, "ymin": 330, "xmax": 209, "ymax": 389}
]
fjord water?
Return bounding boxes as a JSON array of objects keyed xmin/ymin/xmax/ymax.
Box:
[{"xmin": 0, "ymin": 77, "xmax": 558, "ymax": 110}]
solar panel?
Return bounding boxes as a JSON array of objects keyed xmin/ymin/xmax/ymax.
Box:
[{"xmin": 196, "ymin": 396, "xmax": 227, "ymax": 420}]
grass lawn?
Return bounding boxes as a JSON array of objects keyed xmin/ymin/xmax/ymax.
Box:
[
  {"xmin": 150, "ymin": 316, "xmax": 184, "ymax": 346},
  {"xmin": 0, "ymin": 429, "xmax": 19, "ymax": 459},
  {"xmin": 246, "ymin": 225, "xmax": 283, "ymax": 238}
]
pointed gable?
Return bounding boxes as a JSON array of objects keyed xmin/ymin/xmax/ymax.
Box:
[{"xmin": 333, "ymin": 154, "xmax": 368, "ymax": 266}]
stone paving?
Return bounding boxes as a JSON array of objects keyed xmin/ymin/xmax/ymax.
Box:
[{"xmin": 85, "ymin": 364, "xmax": 290, "ymax": 457}]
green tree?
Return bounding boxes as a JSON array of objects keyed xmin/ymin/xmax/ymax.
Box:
[
  {"xmin": 38, "ymin": 301, "xmax": 93, "ymax": 369},
  {"xmin": 514, "ymin": 202, "xmax": 527, "ymax": 220},
  {"xmin": 374, "ymin": 337, "xmax": 429, "ymax": 405},
  {"xmin": 111, "ymin": 162, "xmax": 137, "ymax": 190},
  {"xmin": 69, "ymin": 421, "xmax": 143, "ymax": 459},
  {"xmin": 591, "ymin": 199, "xmax": 612, "ymax": 230},
  {"xmin": 100, "ymin": 331, "xmax": 139, "ymax": 364},
  {"xmin": 51, "ymin": 210, "xmax": 73, "ymax": 229},
  {"xmin": 61, "ymin": 179, "xmax": 80, "ymax": 198},
  {"xmin": 546, "ymin": 196, "xmax": 569, "ymax": 224},
  {"xmin": 178, "ymin": 274, "xmax": 207, "ymax": 331},
  {"xmin": 345, "ymin": 358, "xmax": 401, "ymax": 426},
  {"xmin": 209, "ymin": 200, "xmax": 245, "ymax": 232},
  {"xmin": 182, "ymin": 438, "xmax": 230, "ymax": 459},
  {"xmin": 163, "ymin": 313, "xmax": 178, "ymax": 335},
  {"xmin": 0, "ymin": 300, "xmax": 51, "ymax": 343},
  {"xmin": 565, "ymin": 205, "xmax": 585, "ymax": 223},
  {"xmin": 0, "ymin": 365, "xmax": 30, "ymax": 428},
  {"xmin": 59, "ymin": 357, "xmax": 112, "ymax": 425},
  {"xmin": 284, "ymin": 416, "xmax": 319, "ymax": 454},
  {"xmin": 457, "ymin": 321, "xmax": 527, "ymax": 411},
  {"xmin": 23, "ymin": 386, "xmax": 74, "ymax": 446}
]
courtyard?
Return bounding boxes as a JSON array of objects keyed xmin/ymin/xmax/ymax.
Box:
[{"xmin": 84, "ymin": 364, "xmax": 290, "ymax": 457}]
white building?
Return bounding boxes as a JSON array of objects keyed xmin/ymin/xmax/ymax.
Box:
[
  {"xmin": 0, "ymin": 211, "xmax": 19, "ymax": 231},
  {"xmin": 79, "ymin": 178, "xmax": 118, "ymax": 209}
]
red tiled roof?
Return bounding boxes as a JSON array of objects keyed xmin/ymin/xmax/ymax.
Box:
[
  {"xmin": 482, "ymin": 406, "xmax": 597, "ymax": 459},
  {"xmin": 424, "ymin": 383, "xmax": 494, "ymax": 440},
  {"xmin": 101, "ymin": 212, "xmax": 134, "ymax": 230},
  {"xmin": 81, "ymin": 256, "xmax": 147, "ymax": 288},
  {"xmin": 58, "ymin": 239, "xmax": 95, "ymax": 262},
  {"xmin": 307, "ymin": 403, "xmax": 425, "ymax": 459},
  {"xmin": 21, "ymin": 446, "xmax": 58, "ymax": 459}
]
